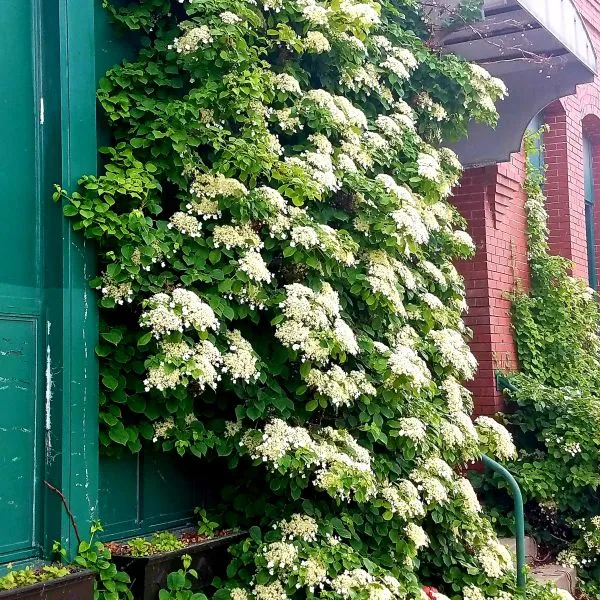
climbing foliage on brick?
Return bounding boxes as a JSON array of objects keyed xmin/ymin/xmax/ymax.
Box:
[
  {"xmin": 56, "ymin": 0, "xmax": 565, "ymax": 598},
  {"xmin": 477, "ymin": 127, "xmax": 600, "ymax": 598}
]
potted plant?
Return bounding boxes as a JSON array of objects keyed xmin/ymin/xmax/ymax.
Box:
[
  {"xmin": 0, "ymin": 565, "xmax": 95, "ymax": 600},
  {"xmin": 107, "ymin": 516, "xmax": 245, "ymax": 600}
]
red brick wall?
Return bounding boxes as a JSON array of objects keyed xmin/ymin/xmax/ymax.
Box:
[
  {"xmin": 453, "ymin": 0, "xmax": 600, "ymax": 416},
  {"xmin": 453, "ymin": 154, "xmax": 529, "ymax": 416}
]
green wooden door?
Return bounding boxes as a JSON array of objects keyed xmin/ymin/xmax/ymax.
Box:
[{"xmin": 0, "ymin": 0, "xmax": 46, "ymax": 563}]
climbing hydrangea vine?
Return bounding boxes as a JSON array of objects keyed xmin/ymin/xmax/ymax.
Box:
[{"xmin": 59, "ymin": 0, "xmax": 567, "ymax": 598}]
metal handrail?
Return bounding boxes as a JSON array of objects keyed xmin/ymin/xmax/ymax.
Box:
[{"xmin": 482, "ymin": 454, "xmax": 526, "ymax": 592}]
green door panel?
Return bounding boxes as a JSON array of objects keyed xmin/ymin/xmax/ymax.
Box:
[
  {"xmin": 0, "ymin": 318, "xmax": 41, "ymax": 559},
  {"xmin": 0, "ymin": 0, "xmax": 44, "ymax": 562},
  {"xmin": 0, "ymin": 0, "xmax": 39, "ymax": 312},
  {"xmin": 99, "ymin": 451, "xmax": 205, "ymax": 540}
]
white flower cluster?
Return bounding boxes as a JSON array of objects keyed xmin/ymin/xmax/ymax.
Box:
[
  {"xmin": 396, "ymin": 417, "xmax": 427, "ymax": 442},
  {"xmin": 169, "ymin": 212, "xmax": 203, "ymax": 237},
  {"xmin": 338, "ymin": 0, "xmax": 380, "ymax": 26},
  {"xmin": 332, "ymin": 569, "xmax": 399, "ymax": 600},
  {"xmin": 416, "ymin": 92, "xmax": 448, "ymax": 122},
  {"xmin": 100, "ymin": 275, "xmax": 133, "ymax": 305},
  {"xmin": 387, "ymin": 343, "xmax": 432, "ymax": 390},
  {"xmin": 274, "ymin": 73, "xmax": 302, "ymax": 95},
  {"xmin": 441, "ymin": 376, "xmax": 471, "ymax": 413},
  {"xmin": 170, "ymin": 26, "xmax": 213, "ymax": 54},
  {"xmin": 222, "ymin": 330, "xmax": 260, "ymax": 383},
  {"xmin": 304, "ymin": 89, "xmax": 368, "ymax": 131},
  {"xmin": 244, "ymin": 419, "xmax": 376, "ymax": 502},
  {"xmin": 140, "ymin": 290, "xmax": 219, "ymax": 338},
  {"xmin": 252, "ymin": 581, "xmax": 286, "ymax": 600},
  {"xmin": 306, "ymin": 366, "xmax": 376, "ymax": 407},
  {"xmin": 262, "ymin": 541, "xmax": 298, "ymax": 573},
  {"xmin": 220, "ymin": 11, "xmax": 242, "ymax": 24},
  {"xmin": 476, "ymin": 540, "xmax": 513, "ymax": 578},
  {"xmin": 276, "ymin": 513, "xmax": 319, "ymax": 542},
  {"xmin": 304, "ymin": 31, "xmax": 331, "ymax": 53},
  {"xmin": 275, "ymin": 283, "xmax": 359, "ymax": 363},
  {"xmin": 145, "ymin": 339, "xmax": 222, "ymax": 392},
  {"xmin": 366, "ymin": 251, "xmax": 407, "ymax": 313},
  {"xmin": 213, "ymin": 223, "xmax": 262, "ymax": 250},
  {"xmin": 417, "ymin": 152, "xmax": 442, "ymax": 182},
  {"xmin": 475, "ymin": 417, "xmax": 517, "ymax": 460},
  {"xmin": 238, "ymin": 250, "xmax": 273, "ymax": 284},
  {"xmin": 152, "ymin": 417, "xmax": 175, "ymax": 442},
  {"xmin": 189, "ymin": 173, "xmax": 248, "ymax": 217},
  {"xmin": 405, "ymin": 523, "xmax": 429, "ymax": 549},
  {"xmin": 455, "ymin": 478, "xmax": 481, "ymax": 514},
  {"xmin": 429, "ymin": 328, "xmax": 477, "ymax": 379},
  {"xmin": 379, "ymin": 480, "xmax": 425, "ymax": 518}
]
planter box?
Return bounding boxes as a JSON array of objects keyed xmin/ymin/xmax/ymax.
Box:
[
  {"xmin": 112, "ymin": 531, "xmax": 246, "ymax": 600},
  {"xmin": 0, "ymin": 570, "xmax": 95, "ymax": 600}
]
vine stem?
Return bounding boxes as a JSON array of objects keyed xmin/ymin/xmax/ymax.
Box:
[{"xmin": 44, "ymin": 480, "xmax": 82, "ymax": 545}]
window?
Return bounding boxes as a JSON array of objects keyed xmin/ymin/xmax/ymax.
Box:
[
  {"xmin": 584, "ymin": 134, "xmax": 597, "ymax": 290},
  {"xmin": 526, "ymin": 113, "xmax": 544, "ymax": 174}
]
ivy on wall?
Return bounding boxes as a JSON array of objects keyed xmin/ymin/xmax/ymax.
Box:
[
  {"xmin": 478, "ymin": 127, "xmax": 600, "ymax": 597},
  {"xmin": 59, "ymin": 1, "xmax": 567, "ymax": 598}
]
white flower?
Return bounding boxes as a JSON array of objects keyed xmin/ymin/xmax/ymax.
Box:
[
  {"xmin": 253, "ymin": 581, "xmax": 286, "ymax": 600},
  {"xmin": 475, "ymin": 416, "xmax": 517, "ymax": 460},
  {"xmin": 388, "ymin": 344, "xmax": 432, "ymax": 389},
  {"xmin": 223, "ymin": 330, "xmax": 259, "ymax": 383},
  {"xmin": 455, "ymin": 478, "xmax": 481, "ymax": 513},
  {"xmin": 380, "ymin": 57, "xmax": 409, "ymax": 80},
  {"xmin": 417, "ymin": 153, "xmax": 442, "ymax": 181},
  {"xmin": 172, "ymin": 26, "xmax": 213, "ymax": 53},
  {"xmin": 274, "ymin": 73, "xmax": 302, "ymax": 95},
  {"xmin": 213, "ymin": 223, "xmax": 262, "ymax": 250},
  {"xmin": 304, "ymin": 31, "xmax": 331, "ymax": 53},
  {"xmin": 220, "ymin": 11, "xmax": 242, "ymax": 23},
  {"xmin": 338, "ymin": 0, "xmax": 380, "ymax": 25},
  {"xmin": 476, "ymin": 540, "xmax": 513, "ymax": 578},
  {"xmin": 263, "ymin": 541, "xmax": 298, "ymax": 571},
  {"xmin": 429, "ymin": 328, "xmax": 477, "ymax": 379},
  {"xmin": 396, "ymin": 417, "xmax": 427, "ymax": 442},
  {"xmin": 277, "ymin": 514, "xmax": 319, "ymax": 541},
  {"xmin": 169, "ymin": 212, "xmax": 202, "ymax": 237},
  {"xmin": 406, "ymin": 523, "xmax": 428, "ymax": 549},
  {"xmin": 306, "ymin": 366, "xmax": 375, "ymax": 406},
  {"xmin": 231, "ymin": 589, "xmax": 249, "ymax": 600},
  {"xmin": 238, "ymin": 250, "xmax": 273, "ymax": 283}
]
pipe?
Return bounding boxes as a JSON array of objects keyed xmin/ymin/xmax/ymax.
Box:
[{"xmin": 482, "ymin": 454, "xmax": 526, "ymax": 592}]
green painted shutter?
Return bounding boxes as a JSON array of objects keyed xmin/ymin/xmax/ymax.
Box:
[{"xmin": 584, "ymin": 135, "xmax": 597, "ymax": 290}]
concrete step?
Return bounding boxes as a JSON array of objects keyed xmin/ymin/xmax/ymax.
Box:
[
  {"xmin": 498, "ymin": 537, "xmax": 538, "ymax": 566},
  {"xmin": 531, "ymin": 564, "xmax": 577, "ymax": 596}
]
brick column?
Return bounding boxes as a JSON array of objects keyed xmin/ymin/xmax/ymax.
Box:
[
  {"xmin": 543, "ymin": 102, "xmax": 588, "ymax": 279},
  {"xmin": 452, "ymin": 153, "xmax": 529, "ymax": 416}
]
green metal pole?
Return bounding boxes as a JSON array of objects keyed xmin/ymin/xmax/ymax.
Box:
[{"xmin": 482, "ymin": 454, "xmax": 526, "ymax": 592}]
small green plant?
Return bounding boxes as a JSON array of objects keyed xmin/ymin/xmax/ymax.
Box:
[
  {"xmin": 195, "ymin": 509, "xmax": 219, "ymax": 538},
  {"xmin": 74, "ymin": 521, "xmax": 133, "ymax": 600},
  {"xmin": 0, "ymin": 564, "xmax": 71, "ymax": 592},
  {"xmin": 158, "ymin": 555, "xmax": 208, "ymax": 600},
  {"xmin": 128, "ymin": 537, "xmax": 153, "ymax": 557},
  {"xmin": 125, "ymin": 530, "xmax": 185, "ymax": 557}
]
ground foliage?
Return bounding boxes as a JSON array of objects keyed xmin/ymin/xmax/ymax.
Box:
[{"xmin": 59, "ymin": 0, "xmax": 566, "ymax": 598}]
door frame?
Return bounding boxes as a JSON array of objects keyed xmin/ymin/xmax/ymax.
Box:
[{"xmin": 38, "ymin": 0, "xmax": 100, "ymax": 560}]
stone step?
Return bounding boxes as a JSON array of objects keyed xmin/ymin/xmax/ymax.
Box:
[
  {"xmin": 531, "ymin": 564, "xmax": 577, "ymax": 596},
  {"xmin": 498, "ymin": 537, "xmax": 538, "ymax": 566}
]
